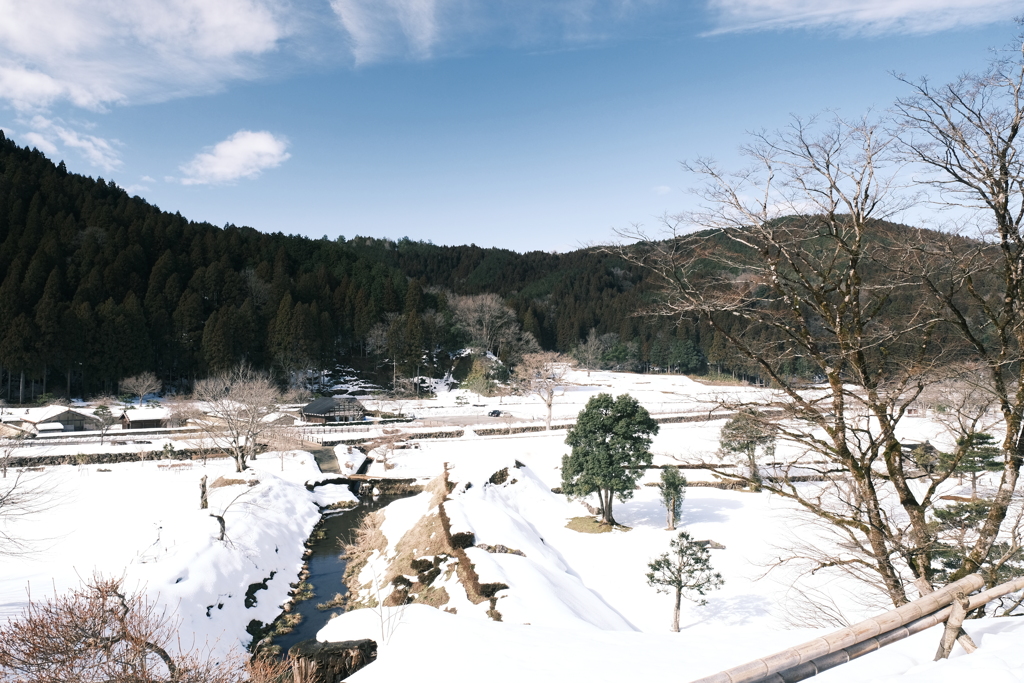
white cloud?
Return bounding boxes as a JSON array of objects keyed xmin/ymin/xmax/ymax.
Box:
[
  {"xmin": 179, "ymin": 130, "xmax": 290, "ymax": 185},
  {"xmin": 705, "ymin": 0, "xmax": 1020, "ymax": 35},
  {"xmin": 0, "ymin": 1, "xmax": 674, "ymax": 108},
  {"xmin": 23, "ymin": 115, "xmax": 122, "ymax": 171},
  {"xmin": 652, "ymin": 185, "xmax": 673, "ymax": 195},
  {"xmin": 332, "ymin": 0, "xmax": 440, "ymax": 63},
  {"xmin": 21, "ymin": 131, "xmax": 58, "ymax": 156},
  {"xmin": 0, "ymin": 0, "xmax": 288, "ymax": 111},
  {"xmin": 329, "ymin": 0, "xmax": 665, "ymax": 65}
]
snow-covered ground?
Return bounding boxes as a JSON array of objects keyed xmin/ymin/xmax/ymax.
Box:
[
  {"xmin": 320, "ymin": 424, "xmax": 1024, "ymax": 682},
  {"xmin": 0, "ymin": 450, "xmax": 355, "ymax": 658},
  {"xmin": 318, "ymin": 371, "xmax": 1024, "ymax": 682},
  {"xmin": 375, "ymin": 369, "xmax": 770, "ymax": 425},
  {"xmin": 2, "ymin": 370, "xmax": 1021, "ymax": 681}
]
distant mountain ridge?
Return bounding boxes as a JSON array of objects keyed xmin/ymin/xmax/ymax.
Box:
[{"xmin": 0, "ymin": 133, "xmax": 958, "ymax": 399}]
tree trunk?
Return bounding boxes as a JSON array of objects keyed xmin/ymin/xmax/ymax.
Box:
[
  {"xmin": 935, "ymin": 591, "xmax": 973, "ymax": 660},
  {"xmin": 601, "ymin": 489, "xmax": 616, "ymax": 526},
  {"xmin": 667, "ymin": 497, "xmax": 676, "ymax": 531},
  {"xmin": 200, "ymin": 475, "xmax": 208, "ymax": 510},
  {"xmin": 672, "ymin": 587, "xmax": 681, "ymax": 632},
  {"xmin": 747, "ymin": 449, "xmax": 761, "ymax": 492}
]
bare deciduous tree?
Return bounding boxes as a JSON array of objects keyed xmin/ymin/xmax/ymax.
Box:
[
  {"xmin": 119, "ymin": 372, "xmax": 163, "ymax": 407},
  {"xmin": 513, "ymin": 352, "xmax": 573, "ymax": 430},
  {"xmin": 0, "ymin": 575, "xmax": 287, "ymax": 682},
  {"xmin": 894, "ymin": 36, "xmax": 1024, "ymax": 583},
  {"xmin": 1, "ymin": 432, "xmax": 26, "ymax": 479},
  {"xmin": 449, "ymin": 293, "xmax": 539, "ymax": 363},
  {"xmin": 574, "ymin": 328, "xmax": 605, "ymax": 376},
  {"xmin": 450, "ymin": 293, "xmax": 518, "ymax": 355},
  {"xmin": 620, "ymin": 114, "xmax": 961, "ymax": 608},
  {"xmin": 190, "ymin": 365, "xmax": 280, "ymax": 473},
  {"xmin": 0, "ymin": 468, "xmax": 51, "ymax": 557}
]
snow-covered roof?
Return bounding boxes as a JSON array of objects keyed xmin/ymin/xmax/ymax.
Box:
[
  {"xmin": 14, "ymin": 405, "xmax": 99, "ymax": 424},
  {"xmin": 120, "ymin": 406, "xmax": 172, "ymax": 421}
]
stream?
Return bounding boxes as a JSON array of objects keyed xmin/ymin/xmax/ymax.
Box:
[{"xmin": 270, "ymin": 493, "xmax": 408, "ymax": 653}]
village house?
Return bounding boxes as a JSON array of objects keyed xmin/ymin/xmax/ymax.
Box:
[
  {"xmin": 299, "ymin": 397, "xmax": 366, "ymax": 424},
  {"xmin": 119, "ymin": 406, "xmax": 174, "ymax": 430},
  {"xmin": 0, "ymin": 405, "xmax": 103, "ymax": 434}
]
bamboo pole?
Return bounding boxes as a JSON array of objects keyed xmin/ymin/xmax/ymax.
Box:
[
  {"xmin": 934, "ymin": 591, "xmax": 970, "ymax": 660},
  {"xmin": 761, "ymin": 575, "xmax": 1024, "ymax": 682},
  {"xmin": 688, "ymin": 573, "xmax": 985, "ymax": 683}
]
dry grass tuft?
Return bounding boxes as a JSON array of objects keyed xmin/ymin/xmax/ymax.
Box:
[
  {"xmin": 565, "ymin": 516, "xmax": 631, "ymax": 534},
  {"xmin": 209, "ymin": 476, "xmax": 258, "ymax": 489}
]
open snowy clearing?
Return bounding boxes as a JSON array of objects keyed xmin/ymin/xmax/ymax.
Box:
[{"xmin": 2, "ymin": 370, "xmax": 1021, "ymax": 681}]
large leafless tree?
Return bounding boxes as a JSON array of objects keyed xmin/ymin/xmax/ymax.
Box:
[
  {"xmin": 190, "ymin": 365, "xmax": 280, "ymax": 473},
  {"xmin": 513, "ymin": 352, "xmax": 573, "ymax": 429},
  {"xmin": 619, "ymin": 115, "xmax": 966, "ymax": 608},
  {"xmin": 119, "ymin": 372, "xmax": 163, "ymax": 407},
  {"xmin": 894, "ymin": 35, "xmax": 1024, "ymax": 583}
]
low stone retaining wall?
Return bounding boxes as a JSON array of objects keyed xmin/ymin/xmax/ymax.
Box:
[{"xmin": 8, "ymin": 449, "xmax": 230, "ymax": 469}]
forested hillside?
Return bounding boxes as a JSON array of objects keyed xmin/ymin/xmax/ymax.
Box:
[{"xmin": 0, "ymin": 134, "xmax": 709, "ymax": 401}]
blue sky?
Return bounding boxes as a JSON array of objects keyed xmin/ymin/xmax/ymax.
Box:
[{"xmin": 0, "ymin": 1, "xmax": 1019, "ymax": 252}]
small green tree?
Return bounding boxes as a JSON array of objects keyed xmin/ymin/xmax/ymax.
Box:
[
  {"xmin": 658, "ymin": 467, "xmax": 686, "ymax": 530},
  {"xmin": 719, "ymin": 409, "xmax": 776, "ymax": 491},
  {"xmin": 647, "ymin": 531, "xmax": 724, "ymax": 632},
  {"xmin": 943, "ymin": 433, "xmax": 1002, "ymax": 500},
  {"xmin": 93, "ymin": 405, "xmax": 117, "ymax": 445},
  {"xmin": 561, "ymin": 393, "xmax": 659, "ymax": 526}
]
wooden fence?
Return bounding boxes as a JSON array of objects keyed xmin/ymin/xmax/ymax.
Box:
[{"xmin": 690, "ymin": 573, "xmax": 1024, "ymax": 683}]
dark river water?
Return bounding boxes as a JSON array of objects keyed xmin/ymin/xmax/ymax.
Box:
[{"xmin": 270, "ymin": 494, "xmax": 404, "ymax": 653}]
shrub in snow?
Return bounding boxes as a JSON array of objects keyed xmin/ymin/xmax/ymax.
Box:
[
  {"xmin": 0, "ymin": 575, "xmax": 289, "ymax": 682},
  {"xmin": 647, "ymin": 531, "xmax": 724, "ymax": 632},
  {"xmin": 658, "ymin": 467, "xmax": 686, "ymax": 531},
  {"xmin": 718, "ymin": 409, "xmax": 776, "ymax": 491}
]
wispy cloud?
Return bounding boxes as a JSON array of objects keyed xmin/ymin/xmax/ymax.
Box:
[
  {"xmin": 329, "ymin": 0, "xmax": 669, "ymax": 65},
  {"xmin": 22, "ymin": 115, "xmax": 123, "ymax": 171},
  {"xmin": 179, "ymin": 130, "xmax": 290, "ymax": 185},
  {"xmin": 705, "ymin": 0, "xmax": 1020, "ymax": 35},
  {"xmin": 0, "ymin": 0, "xmax": 288, "ymax": 112},
  {"xmin": 331, "ymin": 0, "xmax": 440, "ymax": 63}
]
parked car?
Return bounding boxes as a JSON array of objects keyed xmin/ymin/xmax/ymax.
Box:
[{"xmin": 487, "ymin": 410, "xmax": 502, "ymax": 417}]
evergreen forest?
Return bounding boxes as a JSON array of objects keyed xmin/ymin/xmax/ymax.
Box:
[{"xmin": 0, "ymin": 134, "xmax": 716, "ymax": 401}]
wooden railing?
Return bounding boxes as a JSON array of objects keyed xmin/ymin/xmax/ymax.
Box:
[{"xmin": 690, "ymin": 573, "xmax": 1024, "ymax": 683}]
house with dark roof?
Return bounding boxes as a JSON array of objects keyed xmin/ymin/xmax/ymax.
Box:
[
  {"xmin": 300, "ymin": 397, "xmax": 366, "ymax": 424},
  {"xmin": 119, "ymin": 406, "xmax": 173, "ymax": 430}
]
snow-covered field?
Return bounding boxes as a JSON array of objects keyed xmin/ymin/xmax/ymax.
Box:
[
  {"xmin": 2, "ymin": 370, "xmax": 1022, "ymax": 681},
  {"xmin": 0, "ymin": 450, "xmax": 355, "ymax": 659}
]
